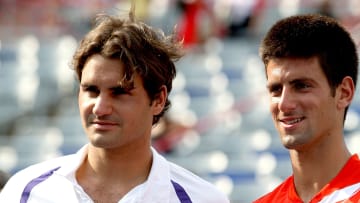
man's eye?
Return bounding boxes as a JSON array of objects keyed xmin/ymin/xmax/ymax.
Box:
[
  {"xmin": 83, "ymin": 86, "xmax": 99, "ymax": 94},
  {"xmin": 112, "ymin": 88, "xmax": 128, "ymax": 95},
  {"xmin": 295, "ymin": 83, "xmax": 310, "ymax": 90},
  {"xmin": 269, "ymin": 86, "xmax": 282, "ymax": 96}
]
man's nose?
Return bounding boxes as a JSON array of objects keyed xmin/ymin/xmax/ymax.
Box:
[{"xmin": 92, "ymin": 94, "xmax": 112, "ymax": 117}]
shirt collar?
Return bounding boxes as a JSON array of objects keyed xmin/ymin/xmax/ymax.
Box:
[
  {"xmin": 55, "ymin": 145, "xmax": 88, "ymax": 178},
  {"xmin": 137, "ymin": 147, "xmax": 172, "ymax": 202},
  {"xmin": 54, "ymin": 145, "xmax": 173, "ymax": 203}
]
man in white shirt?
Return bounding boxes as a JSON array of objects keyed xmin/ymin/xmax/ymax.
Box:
[{"xmin": 0, "ymin": 7, "xmax": 229, "ymax": 203}]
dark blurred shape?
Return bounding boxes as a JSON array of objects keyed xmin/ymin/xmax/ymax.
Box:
[
  {"xmin": 226, "ymin": 0, "xmax": 266, "ymax": 38},
  {"xmin": 152, "ymin": 115, "xmax": 190, "ymax": 154},
  {"xmin": 0, "ymin": 169, "xmax": 10, "ymax": 191}
]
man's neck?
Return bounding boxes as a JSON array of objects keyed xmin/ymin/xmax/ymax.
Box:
[
  {"xmin": 290, "ymin": 144, "xmax": 351, "ymax": 202},
  {"xmin": 75, "ymin": 145, "xmax": 153, "ymax": 201}
]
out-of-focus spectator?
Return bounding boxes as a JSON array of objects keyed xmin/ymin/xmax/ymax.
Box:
[
  {"xmin": 176, "ymin": 0, "xmax": 222, "ymax": 49},
  {"xmin": 151, "ymin": 115, "xmax": 191, "ymax": 154},
  {"xmin": 223, "ymin": 0, "xmax": 266, "ymax": 38}
]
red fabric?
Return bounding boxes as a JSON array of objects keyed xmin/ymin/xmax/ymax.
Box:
[
  {"xmin": 179, "ymin": 3, "xmax": 198, "ymax": 46},
  {"xmin": 254, "ymin": 154, "xmax": 360, "ymax": 203}
]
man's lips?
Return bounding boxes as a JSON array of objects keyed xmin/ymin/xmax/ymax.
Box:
[
  {"xmin": 91, "ymin": 120, "xmax": 117, "ymax": 125},
  {"xmin": 279, "ymin": 117, "xmax": 305, "ymax": 125},
  {"xmin": 90, "ymin": 120, "xmax": 119, "ymax": 130}
]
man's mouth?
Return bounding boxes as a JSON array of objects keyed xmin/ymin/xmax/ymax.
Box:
[{"xmin": 280, "ymin": 117, "xmax": 304, "ymax": 125}]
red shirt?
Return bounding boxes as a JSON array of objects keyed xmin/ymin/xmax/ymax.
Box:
[{"xmin": 253, "ymin": 154, "xmax": 360, "ymax": 203}]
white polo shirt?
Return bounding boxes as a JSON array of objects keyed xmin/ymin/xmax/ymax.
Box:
[{"xmin": 0, "ymin": 145, "xmax": 229, "ymax": 203}]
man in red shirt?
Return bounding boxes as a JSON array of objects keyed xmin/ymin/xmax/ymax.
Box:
[{"xmin": 254, "ymin": 14, "xmax": 360, "ymax": 203}]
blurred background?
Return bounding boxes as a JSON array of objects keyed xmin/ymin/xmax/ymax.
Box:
[{"xmin": 1, "ymin": 0, "xmax": 360, "ymax": 202}]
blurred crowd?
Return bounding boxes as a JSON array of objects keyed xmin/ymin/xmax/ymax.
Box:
[
  {"xmin": 1, "ymin": 0, "xmax": 360, "ymax": 45},
  {"xmin": 1, "ymin": 0, "xmax": 360, "ymax": 41}
]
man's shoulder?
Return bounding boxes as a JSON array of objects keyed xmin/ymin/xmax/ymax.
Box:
[
  {"xmin": 151, "ymin": 148, "xmax": 229, "ymax": 202},
  {"xmin": 168, "ymin": 161, "xmax": 229, "ymax": 202},
  {"xmin": 0, "ymin": 153, "xmax": 77, "ymax": 201},
  {"xmin": 9, "ymin": 154, "xmax": 75, "ymax": 182},
  {"xmin": 168, "ymin": 161, "xmax": 212, "ymax": 186}
]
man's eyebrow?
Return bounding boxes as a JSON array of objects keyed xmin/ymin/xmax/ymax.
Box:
[
  {"xmin": 289, "ymin": 78, "xmax": 312, "ymax": 85},
  {"xmin": 111, "ymin": 83, "xmax": 137, "ymax": 92},
  {"xmin": 266, "ymin": 77, "xmax": 311, "ymax": 88},
  {"xmin": 79, "ymin": 83, "xmax": 135, "ymax": 92},
  {"xmin": 266, "ymin": 82, "xmax": 280, "ymax": 90},
  {"xmin": 110, "ymin": 85, "xmax": 126, "ymax": 90},
  {"xmin": 80, "ymin": 83, "xmax": 93, "ymax": 88}
]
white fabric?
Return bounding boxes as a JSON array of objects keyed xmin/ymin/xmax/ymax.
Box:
[
  {"xmin": 0, "ymin": 145, "xmax": 229, "ymax": 203},
  {"xmin": 318, "ymin": 182, "xmax": 360, "ymax": 203}
]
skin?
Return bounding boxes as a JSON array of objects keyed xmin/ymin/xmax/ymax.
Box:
[
  {"xmin": 75, "ymin": 54, "xmax": 167, "ymax": 202},
  {"xmin": 266, "ymin": 57, "xmax": 354, "ymax": 202}
]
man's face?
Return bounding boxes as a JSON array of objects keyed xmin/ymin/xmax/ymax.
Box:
[
  {"xmin": 266, "ymin": 57, "xmax": 340, "ymax": 151},
  {"xmin": 78, "ymin": 54, "xmax": 165, "ymax": 150}
]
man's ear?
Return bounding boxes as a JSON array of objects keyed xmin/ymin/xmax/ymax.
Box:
[
  {"xmin": 337, "ymin": 76, "xmax": 355, "ymax": 109},
  {"xmin": 152, "ymin": 85, "xmax": 167, "ymax": 115}
]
